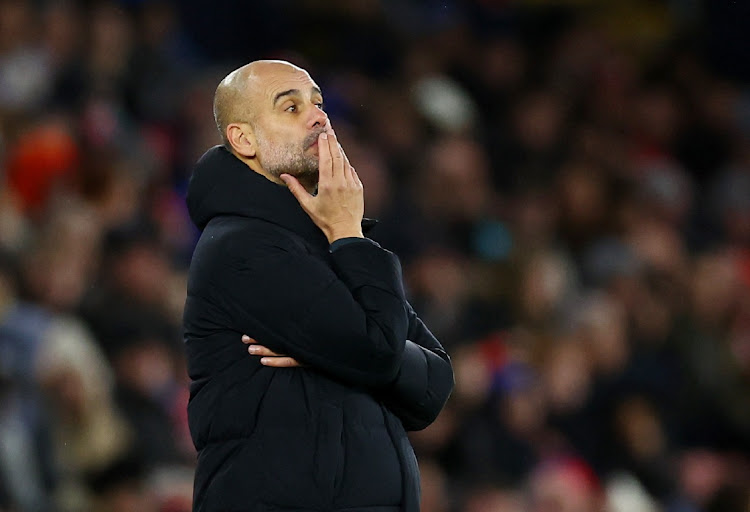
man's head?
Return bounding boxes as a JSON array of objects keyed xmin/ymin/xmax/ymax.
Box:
[{"xmin": 213, "ymin": 60, "xmax": 329, "ymax": 186}]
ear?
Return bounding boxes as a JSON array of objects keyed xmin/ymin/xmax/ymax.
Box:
[{"xmin": 226, "ymin": 123, "xmax": 256, "ymax": 158}]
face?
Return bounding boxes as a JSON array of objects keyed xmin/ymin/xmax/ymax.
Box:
[{"xmin": 250, "ymin": 66, "xmax": 329, "ymax": 181}]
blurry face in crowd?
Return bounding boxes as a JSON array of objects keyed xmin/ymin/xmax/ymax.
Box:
[
  {"xmin": 220, "ymin": 61, "xmax": 330, "ymax": 186},
  {"xmin": 529, "ymin": 459, "xmax": 602, "ymax": 512},
  {"xmin": 463, "ymin": 488, "xmax": 524, "ymax": 512},
  {"xmin": 93, "ymin": 482, "xmax": 158, "ymax": 512}
]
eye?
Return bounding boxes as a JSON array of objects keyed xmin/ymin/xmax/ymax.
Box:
[
  {"xmin": 285, "ymin": 104, "xmax": 297, "ymax": 113},
  {"xmin": 315, "ymin": 102, "xmax": 325, "ymax": 110}
]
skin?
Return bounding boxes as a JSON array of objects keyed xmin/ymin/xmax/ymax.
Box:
[{"xmin": 215, "ymin": 60, "xmax": 365, "ymax": 368}]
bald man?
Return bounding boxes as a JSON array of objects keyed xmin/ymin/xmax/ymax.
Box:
[{"xmin": 183, "ymin": 61, "xmax": 453, "ymax": 512}]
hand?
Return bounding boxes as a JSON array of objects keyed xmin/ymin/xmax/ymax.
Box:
[
  {"xmin": 280, "ymin": 130, "xmax": 364, "ymax": 243},
  {"xmin": 242, "ymin": 335, "xmax": 303, "ymax": 368}
]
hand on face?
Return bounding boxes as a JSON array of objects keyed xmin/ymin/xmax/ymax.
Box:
[{"xmin": 280, "ymin": 130, "xmax": 365, "ymax": 243}]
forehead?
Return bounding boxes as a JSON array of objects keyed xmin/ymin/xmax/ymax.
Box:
[{"xmin": 252, "ymin": 66, "xmax": 320, "ymax": 103}]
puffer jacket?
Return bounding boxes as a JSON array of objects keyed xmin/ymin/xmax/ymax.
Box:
[{"xmin": 183, "ymin": 146, "xmax": 454, "ymax": 511}]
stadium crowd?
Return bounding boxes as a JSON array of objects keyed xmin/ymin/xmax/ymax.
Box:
[{"xmin": 0, "ymin": 0, "xmax": 749, "ymax": 511}]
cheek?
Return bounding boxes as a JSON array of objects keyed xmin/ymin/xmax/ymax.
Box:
[
  {"xmin": 255, "ymin": 124, "xmax": 307, "ymax": 167},
  {"xmin": 263, "ymin": 141, "xmax": 288, "ymax": 162},
  {"xmin": 254, "ymin": 135, "xmax": 277, "ymax": 160}
]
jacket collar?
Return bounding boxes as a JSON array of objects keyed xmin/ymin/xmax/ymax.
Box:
[{"xmin": 187, "ymin": 145, "xmax": 376, "ymax": 244}]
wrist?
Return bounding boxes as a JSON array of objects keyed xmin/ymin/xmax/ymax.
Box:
[{"xmin": 326, "ymin": 228, "xmax": 364, "ymax": 244}]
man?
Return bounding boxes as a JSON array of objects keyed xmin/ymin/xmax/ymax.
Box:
[{"xmin": 183, "ymin": 60, "xmax": 454, "ymax": 512}]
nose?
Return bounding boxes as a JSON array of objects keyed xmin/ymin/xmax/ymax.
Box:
[{"xmin": 308, "ymin": 104, "xmax": 328, "ymax": 130}]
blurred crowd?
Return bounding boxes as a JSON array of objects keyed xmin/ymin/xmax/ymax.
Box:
[{"xmin": 0, "ymin": 0, "xmax": 749, "ymax": 511}]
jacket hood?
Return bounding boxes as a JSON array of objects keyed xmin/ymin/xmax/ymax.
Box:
[
  {"xmin": 187, "ymin": 145, "xmax": 378, "ymax": 240},
  {"xmin": 186, "ymin": 145, "xmax": 323, "ymax": 241}
]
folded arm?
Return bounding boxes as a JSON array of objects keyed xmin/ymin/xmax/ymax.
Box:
[
  {"xmin": 374, "ymin": 302, "xmax": 454, "ymax": 430},
  {"xmin": 242, "ymin": 239, "xmax": 453, "ymax": 430},
  {"xmin": 229, "ymin": 237, "xmax": 409, "ymax": 388}
]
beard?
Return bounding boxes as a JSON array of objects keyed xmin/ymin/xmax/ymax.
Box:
[{"xmin": 255, "ymin": 128, "xmax": 321, "ymax": 183}]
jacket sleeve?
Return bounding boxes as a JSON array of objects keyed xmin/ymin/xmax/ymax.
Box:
[
  {"xmin": 227, "ymin": 237, "xmax": 409, "ymax": 389},
  {"xmin": 375, "ymin": 302, "xmax": 454, "ymax": 431}
]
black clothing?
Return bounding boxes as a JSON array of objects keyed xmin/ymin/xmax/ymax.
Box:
[{"xmin": 183, "ymin": 146, "xmax": 454, "ymax": 512}]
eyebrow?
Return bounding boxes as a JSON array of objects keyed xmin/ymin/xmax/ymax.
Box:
[{"xmin": 273, "ymin": 86, "xmax": 323, "ymax": 106}]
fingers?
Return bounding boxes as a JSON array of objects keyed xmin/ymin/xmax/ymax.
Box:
[
  {"xmin": 340, "ymin": 144, "xmax": 354, "ymax": 184},
  {"xmin": 328, "ymin": 131, "xmax": 345, "ymax": 179},
  {"xmin": 242, "ymin": 336, "xmax": 286, "ymax": 357},
  {"xmin": 350, "ymin": 166, "xmax": 362, "ymax": 187},
  {"xmin": 317, "ymin": 132, "xmax": 332, "ymax": 181},
  {"xmin": 291, "ymin": 126, "xmax": 365, "ymax": 242},
  {"xmin": 241, "ymin": 336, "xmax": 304, "ymax": 367},
  {"xmin": 246, "ymin": 344, "xmax": 284, "ymax": 357},
  {"xmin": 259, "ymin": 356, "xmax": 303, "ymax": 368}
]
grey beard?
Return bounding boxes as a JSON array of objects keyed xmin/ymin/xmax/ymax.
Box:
[
  {"xmin": 255, "ymin": 129, "xmax": 323, "ymax": 185},
  {"xmin": 265, "ymin": 155, "xmax": 319, "ymax": 181}
]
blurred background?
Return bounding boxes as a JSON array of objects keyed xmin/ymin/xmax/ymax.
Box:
[{"xmin": 0, "ymin": 0, "xmax": 749, "ymax": 511}]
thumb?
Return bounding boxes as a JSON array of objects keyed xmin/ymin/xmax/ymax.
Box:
[{"xmin": 280, "ymin": 174, "xmax": 312, "ymax": 205}]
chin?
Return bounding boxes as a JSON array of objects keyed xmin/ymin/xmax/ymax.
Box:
[
  {"xmin": 300, "ymin": 169, "xmax": 319, "ymax": 182},
  {"xmin": 281, "ymin": 167, "xmax": 318, "ymax": 185},
  {"xmin": 297, "ymin": 164, "xmax": 319, "ymax": 178}
]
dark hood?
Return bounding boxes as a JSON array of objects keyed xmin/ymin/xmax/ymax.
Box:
[{"xmin": 186, "ymin": 145, "xmax": 376, "ymax": 241}]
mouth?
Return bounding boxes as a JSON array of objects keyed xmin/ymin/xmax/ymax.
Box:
[{"xmin": 306, "ymin": 131, "xmax": 325, "ymax": 149}]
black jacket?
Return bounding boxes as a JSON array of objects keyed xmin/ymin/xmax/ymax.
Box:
[{"xmin": 183, "ymin": 146, "xmax": 454, "ymax": 512}]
